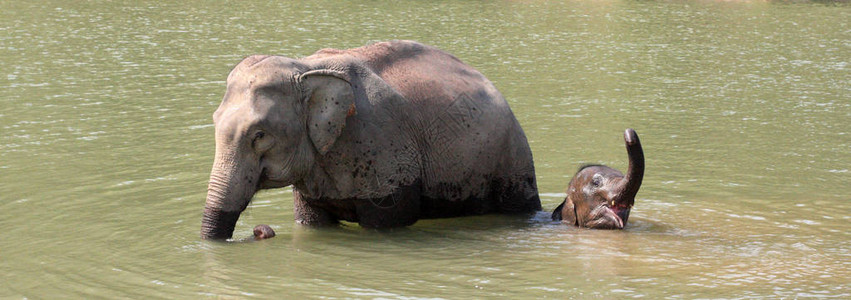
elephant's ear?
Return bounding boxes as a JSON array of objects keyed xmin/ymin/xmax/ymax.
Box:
[
  {"xmin": 551, "ymin": 201, "xmax": 565, "ymax": 221},
  {"xmin": 299, "ymin": 69, "xmax": 356, "ymax": 155},
  {"xmin": 552, "ymin": 197, "xmax": 577, "ymax": 226}
]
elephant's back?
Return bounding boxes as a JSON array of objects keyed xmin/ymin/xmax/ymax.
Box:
[{"xmin": 312, "ymin": 40, "xmax": 505, "ymax": 108}]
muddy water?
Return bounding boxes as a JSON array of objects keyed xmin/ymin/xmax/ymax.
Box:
[{"xmin": 1, "ymin": 0, "xmax": 849, "ymax": 298}]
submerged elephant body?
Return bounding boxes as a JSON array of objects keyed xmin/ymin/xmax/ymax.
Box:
[{"xmin": 202, "ymin": 41, "xmax": 541, "ymax": 239}]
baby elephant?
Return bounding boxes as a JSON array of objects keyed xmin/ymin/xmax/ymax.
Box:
[{"xmin": 552, "ymin": 129, "xmax": 644, "ymax": 229}]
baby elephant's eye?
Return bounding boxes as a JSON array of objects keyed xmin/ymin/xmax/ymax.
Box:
[{"xmin": 591, "ymin": 174, "xmax": 603, "ymax": 187}]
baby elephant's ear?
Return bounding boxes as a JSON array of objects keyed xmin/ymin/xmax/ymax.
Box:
[
  {"xmin": 552, "ymin": 197, "xmax": 577, "ymax": 226},
  {"xmin": 299, "ymin": 70, "xmax": 356, "ymax": 155}
]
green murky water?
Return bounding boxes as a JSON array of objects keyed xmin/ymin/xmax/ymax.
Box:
[{"xmin": 1, "ymin": 0, "xmax": 849, "ymax": 298}]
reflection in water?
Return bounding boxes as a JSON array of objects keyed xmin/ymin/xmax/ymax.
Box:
[{"xmin": 1, "ymin": 0, "xmax": 849, "ymax": 298}]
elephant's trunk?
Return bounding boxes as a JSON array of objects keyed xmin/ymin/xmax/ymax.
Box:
[
  {"xmin": 201, "ymin": 150, "xmax": 255, "ymax": 240},
  {"xmin": 201, "ymin": 206, "xmax": 242, "ymax": 240},
  {"xmin": 613, "ymin": 128, "xmax": 644, "ymax": 208}
]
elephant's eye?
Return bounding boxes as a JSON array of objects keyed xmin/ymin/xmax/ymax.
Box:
[
  {"xmin": 252, "ymin": 131, "xmax": 266, "ymax": 147},
  {"xmin": 591, "ymin": 174, "xmax": 603, "ymax": 187}
]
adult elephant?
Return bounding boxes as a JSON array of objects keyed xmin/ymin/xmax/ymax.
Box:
[{"xmin": 201, "ymin": 40, "xmax": 541, "ymax": 239}]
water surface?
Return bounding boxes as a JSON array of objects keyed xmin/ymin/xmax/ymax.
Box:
[{"xmin": 1, "ymin": 0, "xmax": 849, "ymax": 298}]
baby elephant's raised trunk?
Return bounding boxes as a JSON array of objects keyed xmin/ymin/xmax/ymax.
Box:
[{"xmin": 612, "ymin": 128, "xmax": 644, "ymax": 213}]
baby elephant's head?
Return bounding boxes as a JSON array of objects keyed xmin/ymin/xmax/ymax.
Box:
[{"xmin": 553, "ymin": 129, "xmax": 644, "ymax": 229}]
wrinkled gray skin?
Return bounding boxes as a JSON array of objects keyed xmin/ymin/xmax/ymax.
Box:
[
  {"xmin": 202, "ymin": 40, "xmax": 541, "ymax": 239},
  {"xmin": 552, "ymin": 129, "xmax": 644, "ymax": 229}
]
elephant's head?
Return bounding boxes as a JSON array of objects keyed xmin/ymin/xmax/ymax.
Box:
[
  {"xmin": 552, "ymin": 129, "xmax": 644, "ymax": 229},
  {"xmin": 201, "ymin": 55, "xmax": 356, "ymax": 239}
]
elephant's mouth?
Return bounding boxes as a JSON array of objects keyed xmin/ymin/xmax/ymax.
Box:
[
  {"xmin": 586, "ymin": 205, "xmax": 626, "ymax": 229},
  {"xmin": 258, "ymin": 169, "xmax": 289, "ymax": 189},
  {"xmin": 610, "ymin": 205, "xmax": 631, "ymax": 227}
]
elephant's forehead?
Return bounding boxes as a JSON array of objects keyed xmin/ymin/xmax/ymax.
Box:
[
  {"xmin": 212, "ymin": 106, "xmax": 248, "ymax": 143},
  {"xmin": 216, "ymin": 102, "xmax": 246, "ymax": 120},
  {"xmin": 228, "ymin": 55, "xmax": 302, "ymax": 85},
  {"xmin": 226, "ymin": 70, "xmax": 294, "ymax": 91},
  {"xmin": 215, "ymin": 95, "xmax": 278, "ymax": 128},
  {"xmin": 220, "ymin": 63, "xmax": 300, "ymax": 113},
  {"xmin": 577, "ymin": 166, "xmax": 622, "ymax": 179},
  {"xmin": 213, "ymin": 95, "xmax": 258, "ymax": 133}
]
